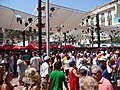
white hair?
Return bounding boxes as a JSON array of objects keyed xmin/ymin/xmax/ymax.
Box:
[{"xmin": 91, "ymin": 65, "xmax": 102, "ymax": 73}]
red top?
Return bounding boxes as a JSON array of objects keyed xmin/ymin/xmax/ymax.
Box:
[{"xmin": 69, "ymin": 68, "xmax": 79, "ymax": 90}]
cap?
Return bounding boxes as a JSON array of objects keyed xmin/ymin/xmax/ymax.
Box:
[{"xmin": 44, "ymin": 56, "xmax": 51, "ymax": 61}]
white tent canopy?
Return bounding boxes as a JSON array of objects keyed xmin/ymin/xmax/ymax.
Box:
[
  {"xmin": 31, "ymin": 2, "xmax": 87, "ymax": 33},
  {"xmin": 0, "ymin": 5, "xmax": 37, "ymax": 31},
  {"xmin": 0, "ymin": 4, "xmax": 87, "ymax": 33},
  {"xmin": 0, "ymin": 4, "xmax": 120, "ymax": 40}
]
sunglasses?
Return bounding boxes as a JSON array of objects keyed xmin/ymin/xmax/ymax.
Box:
[{"xmin": 91, "ymin": 72, "xmax": 100, "ymax": 75}]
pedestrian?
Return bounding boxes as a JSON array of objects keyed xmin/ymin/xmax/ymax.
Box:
[
  {"xmin": 30, "ymin": 52, "xmax": 40, "ymax": 73},
  {"xmin": 49, "ymin": 61, "xmax": 69, "ymax": 90},
  {"xmin": 8, "ymin": 54, "xmax": 14, "ymax": 74},
  {"xmin": 69, "ymin": 61, "xmax": 80, "ymax": 90},
  {"xmin": 98, "ymin": 56, "xmax": 112, "ymax": 80},
  {"xmin": 91, "ymin": 65, "xmax": 113, "ymax": 90},
  {"xmin": 0, "ymin": 55, "xmax": 3, "ymax": 64},
  {"xmin": 108, "ymin": 59, "xmax": 117, "ymax": 90},
  {"xmin": 23, "ymin": 50, "xmax": 29, "ymax": 66},
  {"xmin": 64, "ymin": 56, "xmax": 70, "ymax": 80},
  {"xmin": 79, "ymin": 76, "xmax": 98, "ymax": 90},
  {"xmin": 23, "ymin": 66, "xmax": 41, "ymax": 90},
  {"xmin": 52, "ymin": 55, "xmax": 61, "ymax": 71},
  {"xmin": 1, "ymin": 72, "xmax": 17, "ymax": 90},
  {"xmin": 79, "ymin": 69, "xmax": 87, "ymax": 78},
  {"xmin": 40, "ymin": 56, "xmax": 51, "ymax": 90},
  {"xmin": 79, "ymin": 59, "xmax": 91, "ymax": 76},
  {"xmin": 0, "ymin": 65, "xmax": 4, "ymax": 86},
  {"xmin": 17, "ymin": 54, "xmax": 27, "ymax": 85}
]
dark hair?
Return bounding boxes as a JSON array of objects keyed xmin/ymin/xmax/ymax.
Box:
[
  {"xmin": 81, "ymin": 59, "xmax": 87, "ymax": 65},
  {"xmin": 32, "ymin": 51, "xmax": 37, "ymax": 56},
  {"xmin": 67, "ymin": 56, "xmax": 70, "ymax": 60},
  {"xmin": 109, "ymin": 59, "xmax": 115, "ymax": 65},
  {"xmin": 79, "ymin": 69, "xmax": 87, "ymax": 76},
  {"xmin": 3, "ymin": 72, "xmax": 13, "ymax": 90},
  {"xmin": 69, "ymin": 61, "xmax": 76, "ymax": 67},
  {"xmin": 3, "ymin": 72, "xmax": 12, "ymax": 82},
  {"xmin": 56, "ymin": 55, "xmax": 61, "ymax": 61},
  {"xmin": 54, "ymin": 61, "xmax": 62, "ymax": 70}
]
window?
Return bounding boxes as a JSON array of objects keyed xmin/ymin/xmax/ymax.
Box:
[
  {"xmin": 0, "ymin": 33, "xmax": 3, "ymax": 38},
  {"xmin": 108, "ymin": 11, "xmax": 111, "ymax": 17},
  {"xmin": 90, "ymin": 17, "xmax": 94, "ymax": 25},
  {"xmin": 107, "ymin": 11, "xmax": 112, "ymax": 19},
  {"xmin": 101, "ymin": 13, "xmax": 104, "ymax": 18},
  {"xmin": 107, "ymin": 11, "xmax": 112, "ymax": 25},
  {"xmin": 101, "ymin": 13, "xmax": 105, "ymax": 25},
  {"xmin": 86, "ymin": 19, "xmax": 89, "ymax": 26},
  {"xmin": 0, "ymin": 39, "xmax": 3, "ymax": 45}
]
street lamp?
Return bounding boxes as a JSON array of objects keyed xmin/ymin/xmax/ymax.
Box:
[
  {"xmin": 46, "ymin": 0, "xmax": 50, "ymax": 56},
  {"xmin": 90, "ymin": 27, "xmax": 95, "ymax": 47},
  {"xmin": 96, "ymin": 13, "xmax": 100, "ymax": 48},
  {"xmin": 38, "ymin": 0, "xmax": 50, "ymax": 56},
  {"xmin": 38, "ymin": 0, "xmax": 42, "ymax": 55},
  {"xmin": 63, "ymin": 32, "xmax": 67, "ymax": 46}
]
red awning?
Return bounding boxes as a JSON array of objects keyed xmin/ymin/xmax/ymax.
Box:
[
  {"xmin": 25, "ymin": 44, "xmax": 38, "ymax": 50},
  {"xmin": 42, "ymin": 45, "xmax": 58, "ymax": 50},
  {"xmin": 62, "ymin": 45, "xmax": 76, "ymax": 49},
  {"xmin": 12, "ymin": 45, "xmax": 24, "ymax": 50}
]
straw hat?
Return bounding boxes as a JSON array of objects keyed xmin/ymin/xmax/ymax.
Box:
[
  {"xmin": 97, "ymin": 53, "xmax": 103, "ymax": 58},
  {"xmin": 98, "ymin": 56, "xmax": 107, "ymax": 62}
]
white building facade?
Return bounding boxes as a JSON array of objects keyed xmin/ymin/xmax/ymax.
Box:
[
  {"xmin": 79, "ymin": 0, "xmax": 120, "ymax": 46},
  {"xmin": 82, "ymin": 0, "xmax": 120, "ymax": 27}
]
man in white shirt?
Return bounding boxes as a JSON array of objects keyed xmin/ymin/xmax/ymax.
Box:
[
  {"xmin": 30, "ymin": 52, "xmax": 40, "ymax": 73},
  {"xmin": 40, "ymin": 56, "xmax": 51, "ymax": 90}
]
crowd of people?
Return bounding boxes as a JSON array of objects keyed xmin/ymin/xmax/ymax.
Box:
[{"xmin": 0, "ymin": 47, "xmax": 120, "ymax": 90}]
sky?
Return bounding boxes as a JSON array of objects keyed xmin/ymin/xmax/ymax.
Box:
[{"xmin": 0, "ymin": 0, "xmax": 112, "ymax": 14}]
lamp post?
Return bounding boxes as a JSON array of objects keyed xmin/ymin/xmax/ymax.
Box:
[
  {"xmin": 38, "ymin": 0, "xmax": 42, "ymax": 55},
  {"xmin": 46, "ymin": 0, "xmax": 50, "ymax": 56},
  {"xmin": 96, "ymin": 13, "xmax": 100, "ymax": 48},
  {"xmin": 91, "ymin": 29, "xmax": 94, "ymax": 47},
  {"xmin": 63, "ymin": 32, "xmax": 67, "ymax": 46},
  {"xmin": 22, "ymin": 30, "xmax": 25, "ymax": 46}
]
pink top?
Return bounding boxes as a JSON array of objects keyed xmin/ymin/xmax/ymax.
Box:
[{"xmin": 98, "ymin": 77, "xmax": 113, "ymax": 90}]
